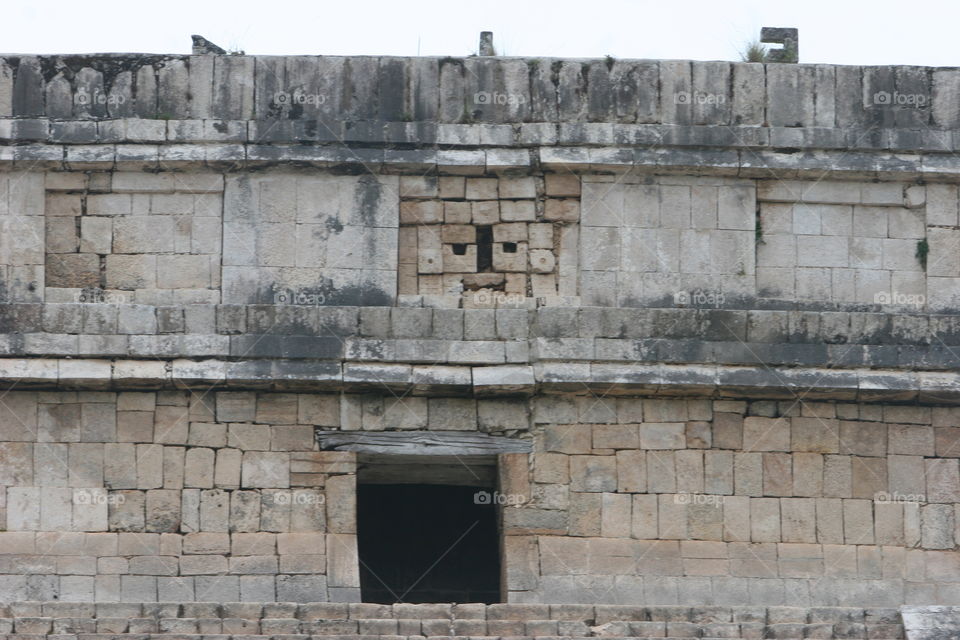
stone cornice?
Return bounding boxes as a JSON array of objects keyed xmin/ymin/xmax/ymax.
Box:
[
  {"xmin": 0, "ymin": 121, "xmax": 957, "ymax": 179},
  {"xmin": 1, "ymin": 357, "xmax": 957, "ymax": 403}
]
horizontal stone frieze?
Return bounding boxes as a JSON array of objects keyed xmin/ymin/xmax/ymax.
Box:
[
  {"xmin": 1, "ymin": 141, "xmax": 959, "ymax": 180},
  {"xmin": 2, "ymin": 118, "xmax": 958, "ymax": 157},
  {"xmin": 10, "ymin": 304, "xmax": 960, "ymax": 345},
  {"xmin": 1, "ymin": 357, "xmax": 958, "ymax": 401}
]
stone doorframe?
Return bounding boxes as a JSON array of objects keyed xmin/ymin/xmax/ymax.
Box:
[{"xmin": 315, "ymin": 430, "xmax": 534, "ymax": 603}]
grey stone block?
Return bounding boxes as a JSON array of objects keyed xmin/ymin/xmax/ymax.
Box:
[
  {"xmin": 496, "ymin": 308, "xmax": 530, "ymax": 341},
  {"xmin": 698, "ymin": 309, "xmax": 747, "ymax": 341},
  {"xmin": 536, "ymin": 307, "xmax": 578, "ymax": 338},
  {"xmin": 78, "ymin": 333, "xmax": 128, "ymax": 355},
  {"xmin": 118, "ymin": 305, "xmax": 157, "ymax": 334},
  {"xmin": 316, "ymin": 307, "xmax": 359, "ymax": 336},
  {"xmin": 184, "ymin": 305, "xmax": 216, "ymax": 334},
  {"xmin": 128, "ymin": 335, "xmax": 178, "ymax": 357},
  {"xmin": 42, "ymin": 304, "xmax": 83, "ymax": 334},
  {"xmin": 23, "ymin": 333, "xmax": 79, "ymax": 355},
  {"xmin": 359, "ymin": 307, "xmax": 390, "ymax": 338},
  {"xmin": 394, "ymin": 338, "xmax": 447, "ymax": 362},
  {"xmin": 462, "ymin": 309, "xmax": 496, "ymax": 341},
  {"xmin": 433, "ymin": 309, "xmax": 464, "ymax": 340},
  {"xmin": 156, "ymin": 306, "xmax": 185, "ymax": 334},
  {"xmin": 448, "ymin": 341, "xmax": 505, "ymax": 364},
  {"xmin": 0, "ymin": 304, "xmax": 42, "ymax": 334},
  {"xmin": 216, "ymin": 305, "xmax": 246, "ymax": 335},
  {"xmin": 391, "ymin": 307, "xmax": 432, "ymax": 338},
  {"xmin": 82, "ymin": 304, "xmax": 118, "ymax": 334}
]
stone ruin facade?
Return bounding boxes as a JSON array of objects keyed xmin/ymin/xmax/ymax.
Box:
[{"xmin": 2, "ymin": 47, "xmax": 960, "ymax": 639}]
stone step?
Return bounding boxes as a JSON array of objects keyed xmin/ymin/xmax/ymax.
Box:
[
  {"xmin": 0, "ymin": 636, "xmax": 873, "ymax": 640},
  {"xmin": 0, "ymin": 602, "xmax": 902, "ymax": 621},
  {"xmin": 0, "ymin": 636, "xmax": 786, "ymax": 640},
  {"xmin": 0, "ymin": 603, "xmax": 906, "ymax": 640},
  {"xmin": 0, "ymin": 619, "xmax": 907, "ymax": 639}
]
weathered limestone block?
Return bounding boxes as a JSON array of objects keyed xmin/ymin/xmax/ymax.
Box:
[
  {"xmin": 712, "ymin": 413, "xmax": 743, "ymax": 450},
  {"xmin": 631, "ymin": 494, "xmax": 658, "ymax": 539},
  {"xmin": 615, "ymin": 450, "xmax": 645, "ymax": 493},
  {"xmin": 743, "ymin": 417, "xmax": 790, "ymax": 452},
  {"xmin": 640, "ymin": 423, "xmax": 685, "ymax": 450},
  {"xmin": 570, "ymin": 456, "xmax": 617, "ymax": 492},
  {"xmin": 184, "ymin": 448, "xmax": 215, "ymax": 488},
  {"xmin": 196, "ymin": 488, "xmax": 230, "ymax": 533},
  {"xmin": 327, "ymin": 533, "xmax": 360, "ymax": 588},
  {"xmin": 600, "ymin": 493, "xmax": 631, "ymax": 537},
  {"xmin": 921, "ymin": 503, "xmax": 955, "ymax": 549},
  {"xmin": 229, "ymin": 424, "xmax": 271, "ymax": 451},
  {"xmin": 145, "ymin": 489, "xmax": 180, "ymax": 533},
  {"xmin": 750, "ymin": 498, "xmax": 780, "ymax": 542},
  {"xmin": 843, "ymin": 499, "xmax": 874, "ymax": 545},
  {"xmin": 228, "ymin": 492, "xmax": 260, "ymax": 533},
  {"xmin": 568, "ymin": 492, "xmax": 601, "ymax": 537},
  {"xmin": 325, "ymin": 474, "xmax": 356, "ymax": 534}
]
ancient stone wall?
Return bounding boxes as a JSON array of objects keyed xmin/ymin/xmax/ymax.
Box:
[
  {"xmin": 1, "ymin": 51, "xmax": 960, "ymax": 626},
  {"xmin": 1, "ymin": 391, "xmax": 959, "ymax": 608},
  {"xmin": 11, "ymin": 169, "xmax": 960, "ymax": 312}
]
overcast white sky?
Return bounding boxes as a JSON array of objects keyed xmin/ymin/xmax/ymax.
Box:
[{"xmin": 7, "ymin": 0, "xmax": 960, "ymax": 67}]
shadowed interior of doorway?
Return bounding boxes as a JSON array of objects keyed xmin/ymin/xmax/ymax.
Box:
[{"xmin": 357, "ymin": 482, "xmax": 500, "ymax": 604}]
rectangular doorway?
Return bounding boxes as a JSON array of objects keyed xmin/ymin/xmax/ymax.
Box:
[{"xmin": 356, "ymin": 455, "xmax": 500, "ymax": 604}]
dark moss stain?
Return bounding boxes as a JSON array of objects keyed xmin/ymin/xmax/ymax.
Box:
[
  {"xmin": 36, "ymin": 54, "xmax": 181, "ymax": 84},
  {"xmin": 579, "ymin": 63, "xmax": 590, "ymax": 101},
  {"xmin": 916, "ymin": 238, "xmax": 929, "ymax": 270},
  {"xmin": 13, "ymin": 54, "xmax": 189, "ymax": 119},
  {"xmin": 550, "ymin": 60, "xmax": 563, "ymax": 86},
  {"xmin": 299, "ymin": 120, "xmax": 318, "ymax": 139},
  {"xmin": 264, "ymin": 99, "xmax": 285, "ymax": 120},
  {"xmin": 342, "ymin": 59, "xmax": 356, "ymax": 116},
  {"xmin": 325, "ymin": 216, "xmax": 344, "ymax": 234},
  {"xmin": 289, "ymin": 102, "xmax": 304, "ymax": 120},
  {"xmin": 353, "ymin": 339, "xmax": 385, "ymax": 359},
  {"xmin": 355, "ymin": 175, "xmax": 383, "ymax": 227},
  {"xmin": 327, "ymin": 162, "xmax": 370, "ymax": 176},
  {"xmin": 4, "ymin": 333, "xmax": 25, "ymax": 355},
  {"xmin": 378, "ymin": 58, "xmax": 407, "ymax": 121},
  {"xmin": 438, "ymin": 57, "xmax": 465, "ymax": 70},
  {"xmin": 239, "ymin": 359, "xmax": 274, "ymax": 378},
  {"xmin": 264, "ymin": 280, "xmax": 390, "ymax": 307}
]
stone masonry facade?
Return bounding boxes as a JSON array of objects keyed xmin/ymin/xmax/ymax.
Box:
[
  {"xmin": 5, "ymin": 51, "xmax": 960, "ymax": 638},
  {"xmin": 2, "ymin": 390, "xmax": 960, "ymax": 609},
  {"xmin": 18, "ymin": 168, "xmax": 960, "ymax": 312}
]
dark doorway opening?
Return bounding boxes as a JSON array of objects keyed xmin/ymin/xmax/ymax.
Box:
[{"xmin": 357, "ymin": 483, "xmax": 500, "ymax": 604}]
